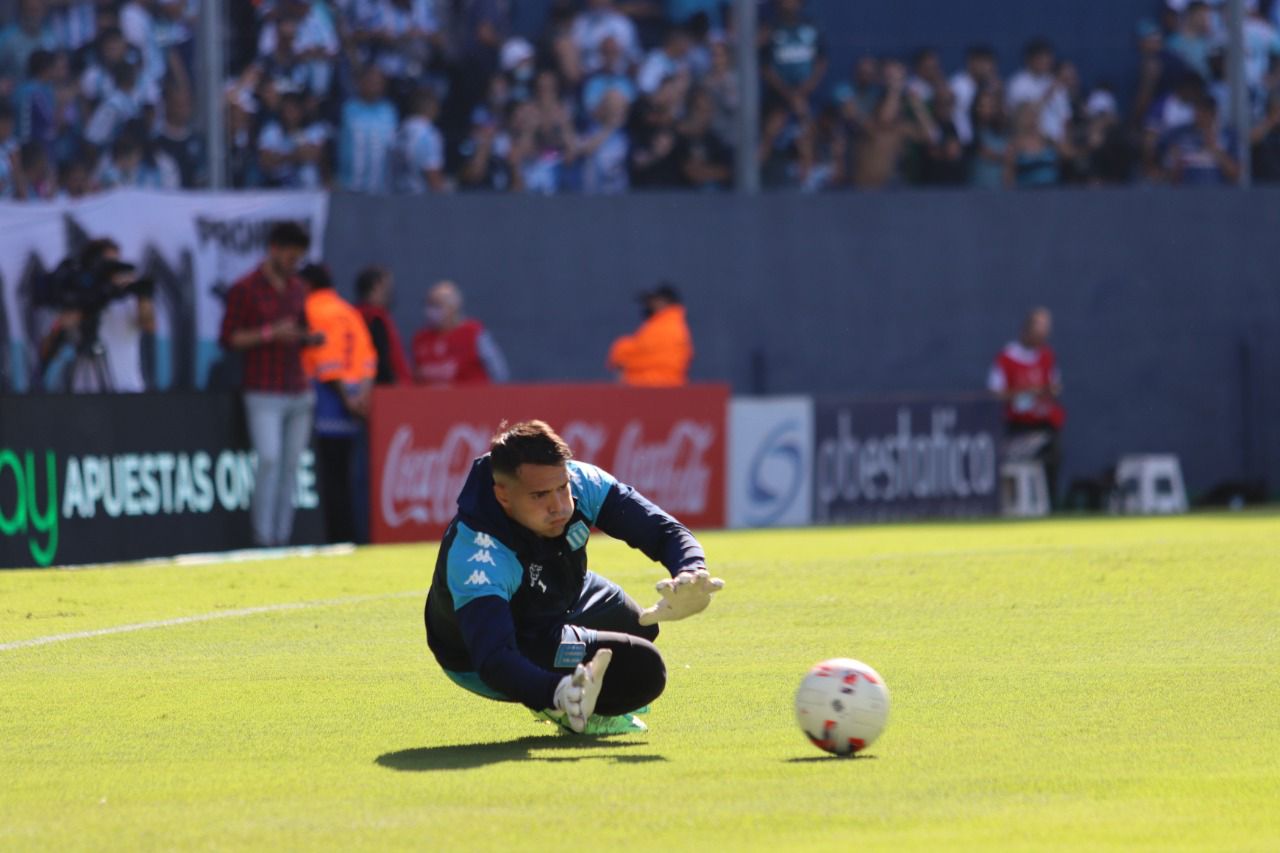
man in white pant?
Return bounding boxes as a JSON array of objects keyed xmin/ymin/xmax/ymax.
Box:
[{"xmin": 218, "ymin": 221, "xmax": 315, "ymax": 547}]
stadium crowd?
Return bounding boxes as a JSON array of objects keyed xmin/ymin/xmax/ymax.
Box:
[{"xmin": 4, "ymin": 0, "xmax": 1280, "ymax": 199}]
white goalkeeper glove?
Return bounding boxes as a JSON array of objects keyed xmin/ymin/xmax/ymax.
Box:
[
  {"xmin": 552, "ymin": 648, "xmax": 613, "ymax": 733},
  {"xmin": 637, "ymin": 568, "xmax": 725, "ymax": 627}
]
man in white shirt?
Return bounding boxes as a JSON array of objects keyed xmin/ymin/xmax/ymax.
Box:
[
  {"xmin": 572, "ymin": 0, "xmax": 640, "ymax": 76},
  {"xmin": 949, "ymin": 44, "xmax": 998, "ymax": 145},
  {"xmin": 65, "ymin": 239, "xmax": 155, "ymax": 393},
  {"xmin": 1006, "ymin": 38, "xmax": 1072, "ymax": 142}
]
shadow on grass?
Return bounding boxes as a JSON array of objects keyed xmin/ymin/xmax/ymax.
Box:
[
  {"xmin": 377, "ymin": 735, "xmax": 666, "ymax": 772},
  {"xmin": 783, "ymin": 754, "xmax": 878, "ymax": 763}
]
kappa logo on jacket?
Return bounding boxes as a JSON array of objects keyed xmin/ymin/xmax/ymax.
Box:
[
  {"xmin": 464, "ymin": 570, "xmax": 491, "ymax": 585},
  {"xmin": 467, "ymin": 549, "xmax": 496, "ymax": 566},
  {"xmin": 528, "ymin": 563, "xmax": 547, "ymax": 593}
]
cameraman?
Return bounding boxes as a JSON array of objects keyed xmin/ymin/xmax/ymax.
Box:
[{"xmin": 38, "ymin": 238, "xmax": 156, "ymax": 392}]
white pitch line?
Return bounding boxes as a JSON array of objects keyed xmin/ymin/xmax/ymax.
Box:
[{"xmin": 0, "ymin": 589, "xmax": 424, "ymax": 653}]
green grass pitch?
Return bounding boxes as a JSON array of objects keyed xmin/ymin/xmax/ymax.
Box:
[{"xmin": 2, "ymin": 513, "xmax": 1278, "ymax": 850}]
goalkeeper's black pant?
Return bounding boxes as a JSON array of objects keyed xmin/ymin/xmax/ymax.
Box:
[{"xmin": 446, "ymin": 572, "xmax": 666, "ymax": 716}]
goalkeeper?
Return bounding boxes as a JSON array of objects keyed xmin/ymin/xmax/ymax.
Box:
[{"xmin": 424, "ymin": 419, "xmax": 724, "ymax": 735}]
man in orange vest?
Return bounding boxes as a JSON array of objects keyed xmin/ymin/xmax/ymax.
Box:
[
  {"xmin": 300, "ymin": 264, "xmax": 377, "ymax": 544},
  {"xmin": 606, "ymin": 283, "xmax": 693, "ymax": 386}
]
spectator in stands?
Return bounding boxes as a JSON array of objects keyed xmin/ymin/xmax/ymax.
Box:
[
  {"xmin": 1251, "ymin": 89, "xmax": 1280, "ymax": 181},
  {"xmin": 0, "ymin": 0, "xmax": 58, "ymax": 84},
  {"xmin": 968, "ymin": 85, "xmax": 1009, "ymax": 188},
  {"xmin": 299, "ymin": 262, "xmax": 376, "ymax": 545},
  {"xmin": 582, "ymin": 34, "xmax": 638, "ymax": 114},
  {"xmin": 573, "ymin": 0, "xmax": 641, "ymax": 78},
  {"xmin": 354, "ymin": 264, "xmax": 412, "ymax": 385},
  {"xmin": 629, "ymin": 73, "xmax": 685, "ymax": 187},
  {"xmin": 15, "ymin": 139, "xmax": 56, "ymax": 198},
  {"xmin": 607, "ymin": 282, "xmax": 693, "ymax": 386},
  {"xmin": 988, "ymin": 306, "xmax": 1064, "ymax": 506},
  {"xmin": 56, "ymin": 147, "xmax": 96, "ymax": 198},
  {"xmin": 1165, "ymin": 94, "xmax": 1240, "ymax": 185},
  {"xmin": 14, "ymin": 48, "xmax": 57, "ymax": 145},
  {"xmin": 152, "ymin": 80, "xmax": 205, "ymax": 187},
  {"xmin": 1075, "ymin": 89, "xmax": 1134, "ymax": 184},
  {"xmin": 412, "ymin": 279, "xmax": 509, "ymax": 386},
  {"xmin": 455, "ymin": 0, "xmax": 512, "ymax": 110},
  {"xmin": 704, "ymin": 36, "xmax": 739, "ymax": 147},
  {"xmin": 258, "ymin": 90, "xmax": 327, "ymax": 188},
  {"xmin": 1141, "ymin": 72, "xmax": 1203, "ymax": 179},
  {"xmin": 218, "ymin": 220, "xmax": 314, "ymax": 549},
  {"xmin": 120, "ymin": 0, "xmax": 166, "ymax": 89},
  {"xmin": 906, "ymin": 47, "xmax": 947, "ymax": 105},
  {"xmin": 834, "ymin": 55, "xmax": 883, "ymax": 120},
  {"xmin": 675, "ymin": 85, "xmax": 733, "ymax": 189},
  {"xmin": 339, "ymin": 63, "xmax": 398, "ymax": 193},
  {"xmin": 667, "ymin": 0, "xmax": 723, "ymax": 27},
  {"xmin": 801, "ymin": 103, "xmax": 847, "ymax": 191},
  {"xmin": 457, "ymin": 105, "xmax": 516, "ymax": 191},
  {"xmin": 154, "ymin": 0, "xmax": 197, "ymax": 81},
  {"xmin": 950, "ymin": 44, "xmax": 999, "ymax": 145},
  {"xmin": 1131, "ymin": 18, "xmax": 1177, "ymax": 132},
  {"xmin": 500, "ymin": 36, "xmax": 537, "ymax": 103},
  {"xmin": 256, "ymin": 14, "xmax": 319, "ymax": 123},
  {"xmin": 919, "ymin": 86, "xmax": 966, "ymax": 186},
  {"xmin": 96, "ymin": 121, "xmax": 164, "ymax": 188},
  {"xmin": 578, "ymin": 86, "xmax": 631, "ymax": 194},
  {"xmin": 1007, "ymin": 38, "xmax": 1071, "ymax": 143},
  {"xmin": 1167, "ymin": 1, "xmax": 1217, "ymax": 81},
  {"xmin": 761, "ymin": 0, "xmax": 827, "ymax": 123},
  {"xmin": 1004, "ymin": 103, "xmax": 1063, "ymax": 188},
  {"xmin": 79, "ymin": 27, "xmax": 130, "ymax": 107},
  {"xmin": 0, "ymin": 102, "xmax": 18, "ymax": 197},
  {"xmin": 85, "ymin": 60, "xmax": 150, "ymax": 147},
  {"xmin": 638, "ymin": 22, "xmax": 693, "ymax": 95},
  {"xmin": 353, "ymin": 0, "xmax": 444, "ymax": 107},
  {"xmin": 850, "ymin": 60, "xmax": 921, "ymax": 190},
  {"xmin": 521, "ymin": 68, "xmax": 577, "ymax": 193},
  {"xmin": 394, "ymin": 86, "xmax": 447, "ymax": 192}
]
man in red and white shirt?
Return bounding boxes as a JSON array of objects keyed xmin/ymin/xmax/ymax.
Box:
[
  {"xmin": 412, "ymin": 280, "xmax": 508, "ymax": 386},
  {"xmin": 219, "ymin": 221, "xmax": 315, "ymax": 548},
  {"xmin": 988, "ymin": 306, "xmax": 1065, "ymax": 504}
]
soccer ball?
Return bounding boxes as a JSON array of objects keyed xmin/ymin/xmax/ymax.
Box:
[{"xmin": 794, "ymin": 658, "xmax": 890, "ymax": 756}]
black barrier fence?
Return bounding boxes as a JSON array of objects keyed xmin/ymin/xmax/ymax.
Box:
[
  {"xmin": 0, "ymin": 393, "xmax": 324, "ymax": 569},
  {"xmin": 813, "ymin": 396, "xmax": 1004, "ymax": 523}
]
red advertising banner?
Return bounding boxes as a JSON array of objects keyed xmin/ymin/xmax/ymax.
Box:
[{"xmin": 369, "ymin": 383, "xmax": 730, "ymax": 544}]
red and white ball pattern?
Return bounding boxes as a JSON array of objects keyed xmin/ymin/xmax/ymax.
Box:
[{"xmin": 794, "ymin": 658, "xmax": 890, "ymax": 757}]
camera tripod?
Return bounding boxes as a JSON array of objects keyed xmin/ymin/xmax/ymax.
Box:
[{"xmin": 66, "ymin": 341, "xmax": 116, "ymax": 393}]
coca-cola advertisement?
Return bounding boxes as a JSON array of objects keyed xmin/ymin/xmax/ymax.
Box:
[{"xmin": 369, "ymin": 384, "xmax": 730, "ymax": 543}]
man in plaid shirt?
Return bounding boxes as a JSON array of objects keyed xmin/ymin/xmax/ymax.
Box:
[{"xmin": 219, "ymin": 221, "xmax": 315, "ymax": 547}]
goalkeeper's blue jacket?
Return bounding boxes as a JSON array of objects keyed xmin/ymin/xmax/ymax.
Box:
[{"xmin": 424, "ymin": 454, "xmax": 705, "ymax": 710}]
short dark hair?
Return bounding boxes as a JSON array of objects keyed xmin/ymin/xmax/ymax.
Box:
[
  {"xmin": 79, "ymin": 237, "xmax": 120, "ymax": 268},
  {"xmin": 1023, "ymin": 37, "xmax": 1054, "ymax": 61},
  {"xmin": 966, "ymin": 44, "xmax": 996, "ymax": 62},
  {"xmin": 26, "ymin": 49, "xmax": 56, "ymax": 79},
  {"xmin": 267, "ymin": 220, "xmax": 311, "ymax": 249},
  {"xmin": 298, "ymin": 262, "xmax": 333, "ymax": 289},
  {"xmin": 355, "ymin": 265, "xmax": 387, "ymax": 299},
  {"xmin": 490, "ymin": 420, "xmax": 573, "ymax": 478}
]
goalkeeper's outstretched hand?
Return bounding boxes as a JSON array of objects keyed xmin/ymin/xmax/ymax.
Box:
[
  {"xmin": 637, "ymin": 568, "xmax": 725, "ymax": 626},
  {"xmin": 553, "ymin": 648, "xmax": 613, "ymax": 733}
]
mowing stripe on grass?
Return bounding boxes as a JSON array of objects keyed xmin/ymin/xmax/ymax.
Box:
[{"xmin": 0, "ymin": 589, "xmax": 425, "ymax": 653}]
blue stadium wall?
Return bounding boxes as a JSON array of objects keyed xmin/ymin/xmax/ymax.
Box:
[{"xmin": 323, "ymin": 190, "xmax": 1280, "ymax": 500}]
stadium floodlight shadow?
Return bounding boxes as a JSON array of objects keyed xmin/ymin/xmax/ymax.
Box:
[{"xmin": 376, "ymin": 735, "xmax": 667, "ymax": 772}]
